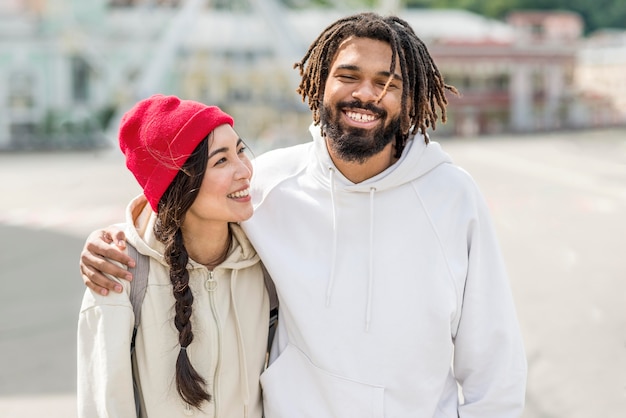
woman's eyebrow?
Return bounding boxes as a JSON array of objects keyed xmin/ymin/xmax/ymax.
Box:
[
  {"xmin": 208, "ymin": 138, "xmax": 243, "ymax": 159},
  {"xmin": 208, "ymin": 146, "xmax": 228, "ymax": 159}
]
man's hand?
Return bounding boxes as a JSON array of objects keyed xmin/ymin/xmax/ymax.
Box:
[{"xmin": 80, "ymin": 226, "xmax": 135, "ymax": 295}]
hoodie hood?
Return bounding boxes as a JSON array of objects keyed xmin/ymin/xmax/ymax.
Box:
[{"xmin": 308, "ymin": 123, "xmax": 452, "ymax": 191}]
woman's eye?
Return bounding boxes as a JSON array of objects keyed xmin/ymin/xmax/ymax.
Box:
[
  {"xmin": 238, "ymin": 146, "xmax": 247, "ymax": 154},
  {"xmin": 215, "ymin": 157, "xmax": 227, "ymax": 165}
]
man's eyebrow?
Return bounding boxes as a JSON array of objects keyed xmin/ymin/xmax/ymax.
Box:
[
  {"xmin": 335, "ymin": 64, "xmax": 360, "ymax": 72},
  {"xmin": 335, "ymin": 64, "xmax": 402, "ymax": 81},
  {"xmin": 379, "ymin": 70, "xmax": 402, "ymax": 82},
  {"xmin": 208, "ymin": 138, "xmax": 243, "ymax": 159}
]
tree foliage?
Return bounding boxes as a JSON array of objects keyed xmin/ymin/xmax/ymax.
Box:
[
  {"xmin": 281, "ymin": 0, "xmax": 625, "ymax": 34},
  {"xmin": 403, "ymin": 0, "xmax": 626, "ymax": 33}
]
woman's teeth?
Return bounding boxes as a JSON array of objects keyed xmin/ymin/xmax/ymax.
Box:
[{"xmin": 228, "ymin": 188, "xmax": 250, "ymax": 198}]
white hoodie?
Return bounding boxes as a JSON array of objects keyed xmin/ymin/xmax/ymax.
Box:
[{"xmin": 244, "ymin": 125, "xmax": 527, "ymax": 417}]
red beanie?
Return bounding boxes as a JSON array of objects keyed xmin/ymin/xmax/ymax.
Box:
[{"xmin": 119, "ymin": 94, "xmax": 234, "ymax": 211}]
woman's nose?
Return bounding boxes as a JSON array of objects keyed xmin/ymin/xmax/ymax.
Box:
[{"xmin": 236, "ymin": 159, "xmax": 252, "ymax": 180}]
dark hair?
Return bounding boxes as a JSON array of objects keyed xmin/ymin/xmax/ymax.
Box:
[
  {"xmin": 153, "ymin": 137, "xmax": 211, "ymax": 409},
  {"xmin": 294, "ymin": 12, "xmax": 458, "ymax": 154}
]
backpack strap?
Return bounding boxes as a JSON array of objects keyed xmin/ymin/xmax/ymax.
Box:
[
  {"xmin": 127, "ymin": 243, "xmax": 150, "ymax": 352},
  {"xmin": 261, "ymin": 263, "xmax": 279, "ymax": 366},
  {"xmin": 126, "ymin": 243, "xmax": 150, "ymax": 417}
]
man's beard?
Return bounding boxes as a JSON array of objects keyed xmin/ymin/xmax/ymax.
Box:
[{"xmin": 320, "ymin": 100, "xmax": 401, "ymax": 164}]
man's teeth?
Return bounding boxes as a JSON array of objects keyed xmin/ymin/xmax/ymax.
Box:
[
  {"xmin": 346, "ymin": 111, "xmax": 377, "ymax": 123},
  {"xmin": 228, "ymin": 188, "xmax": 250, "ymax": 198}
]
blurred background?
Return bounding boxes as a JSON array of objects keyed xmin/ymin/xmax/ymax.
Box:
[{"xmin": 0, "ymin": 0, "xmax": 625, "ymax": 417}]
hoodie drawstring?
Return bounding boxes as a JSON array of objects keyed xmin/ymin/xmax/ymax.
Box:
[
  {"xmin": 324, "ymin": 167, "xmax": 376, "ymax": 332},
  {"xmin": 365, "ymin": 187, "xmax": 376, "ymax": 332},
  {"xmin": 229, "ymin": 270, "xmax": 250, "ymax": 418},
  {"xmin": 325, "ymin": 167, "xmax": 339, "ymax": 307}
]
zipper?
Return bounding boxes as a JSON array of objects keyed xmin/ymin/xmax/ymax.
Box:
[{"xmin": 205, "ymin": 270, "xmax": 221, "ymax": 417}]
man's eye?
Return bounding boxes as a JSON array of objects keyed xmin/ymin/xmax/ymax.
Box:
[{"xmin": 376, "ymin": 80, "xmax": 399, "ymax": 89}]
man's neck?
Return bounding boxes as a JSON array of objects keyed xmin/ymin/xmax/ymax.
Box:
[{"xmin": 327, "ymin": 141, "xmax": 398, "ymax": 183}]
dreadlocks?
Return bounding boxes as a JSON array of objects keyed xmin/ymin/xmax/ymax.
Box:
[{"xmin": 294, "ymin": 12, "xmax": 458, "ymax": 152}]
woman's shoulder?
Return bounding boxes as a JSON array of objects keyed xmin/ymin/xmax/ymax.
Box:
[{"xmin": 79, "ymin": 271, "xmax": 132, "ymax": 313}]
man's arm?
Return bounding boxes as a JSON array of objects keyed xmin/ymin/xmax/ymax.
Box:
[
  {"xmin": 454, "ymin": 191, "xmax": 527, "ymax": 416},
  {"xmin": 80, "ymin": 227, "xmax": 136, "ymax": 295}
]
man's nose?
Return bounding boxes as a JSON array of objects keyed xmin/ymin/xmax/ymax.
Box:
[{"xmin": 351, "ymin": 81, "xmax": 379, "ymax": 103}]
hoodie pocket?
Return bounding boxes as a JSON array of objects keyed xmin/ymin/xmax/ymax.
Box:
[{"xmin": 260, "ymin": 344, "xmax": 384, "ymax": 418}]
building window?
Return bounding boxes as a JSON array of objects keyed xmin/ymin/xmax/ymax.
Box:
[
  {"xmin": 107, "ymin": 0, "xmax": 183, "ymax": 7},
  {"xmin": 71, "ymin": 55, "xmax": 90, "ymax": 103},
  {"xmin": 8, "ymin": 71, "xmax": 35, "ymax": 110},
  {"xmin": 531, "ymin": 23, "xmax": 544, "ymax": 37},
  {"xmin": 491, "ymin": 74, "xmax": 509, "ymax": 91}
]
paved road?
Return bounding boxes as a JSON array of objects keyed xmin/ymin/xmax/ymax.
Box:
[
  {"xmin": 0, "ymin": 148, "xmax": 140, "ymax": 418},
  {"xmin": 1, "ymin": 128, "xmax": 625, "ymax": 417}
]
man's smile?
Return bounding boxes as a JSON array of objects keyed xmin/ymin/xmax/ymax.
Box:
[{"xmin": 345, "ymin": 109, "xmax": 379, "ymax": 123}]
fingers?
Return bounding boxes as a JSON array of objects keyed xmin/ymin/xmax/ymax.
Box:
[
  {"xmin": 105, "ymin": 226, "xmax": 127, "ymax": 249},
  {"xmin": 81, "ymin": 261, "xmax": 117, "ymax": 296},
  {"xmin": 80, "ymin": 228, "xmax": 136, "ymax": 295},
  {"xmin": 101, "ymin": 229, "xmax": 114, "ymax": 244},
  {"xmin": 81, "ymin": 246, "xmax": 131, "ymax": 290},
  {"xmin": 86, "ymin": 228, "xmax": 135, "ymax": 268}
]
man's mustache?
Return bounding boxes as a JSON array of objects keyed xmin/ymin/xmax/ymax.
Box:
[{"xmin": 337, "ymin": 100, "xmax": 386, "ymax": 117}]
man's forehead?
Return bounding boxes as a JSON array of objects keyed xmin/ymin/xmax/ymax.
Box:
[{"xmin": 331, "ymin": 36, "xmax": 400, "ymax": 76}]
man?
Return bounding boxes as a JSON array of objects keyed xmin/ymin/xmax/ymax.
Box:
[{"xmin": 80, "ymin": 12, "xmax": 527, "ymax": 417}]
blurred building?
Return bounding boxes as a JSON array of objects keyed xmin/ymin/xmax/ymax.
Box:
[
  {"xmin": 0, "ymin": 1, "xmax": 623, "ymax": 150},
  {"xmin": 0, "ymin": 0, "xmax": 115, "ymax": 150},
  {"xmin": 429, "ymin": 10, "xmax": 586, "ymax": 136},
  {"xmin": 574, "ymin": 29, "xmax": 626, "ymax": 127}
]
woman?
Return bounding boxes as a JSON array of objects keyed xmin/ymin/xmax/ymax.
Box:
[{"xmin": 77, "ymin": 94, "xmax": 269, "ymax": 418}]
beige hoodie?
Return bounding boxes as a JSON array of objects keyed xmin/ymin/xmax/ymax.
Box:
[{"xmin": 78, "ymin": 195, "xmax": 269, "ymax": 418}]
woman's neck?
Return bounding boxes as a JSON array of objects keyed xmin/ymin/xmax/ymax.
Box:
[{"xmin": 181, "ymin": 221, "xmax": 232, "ymax": 270}]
